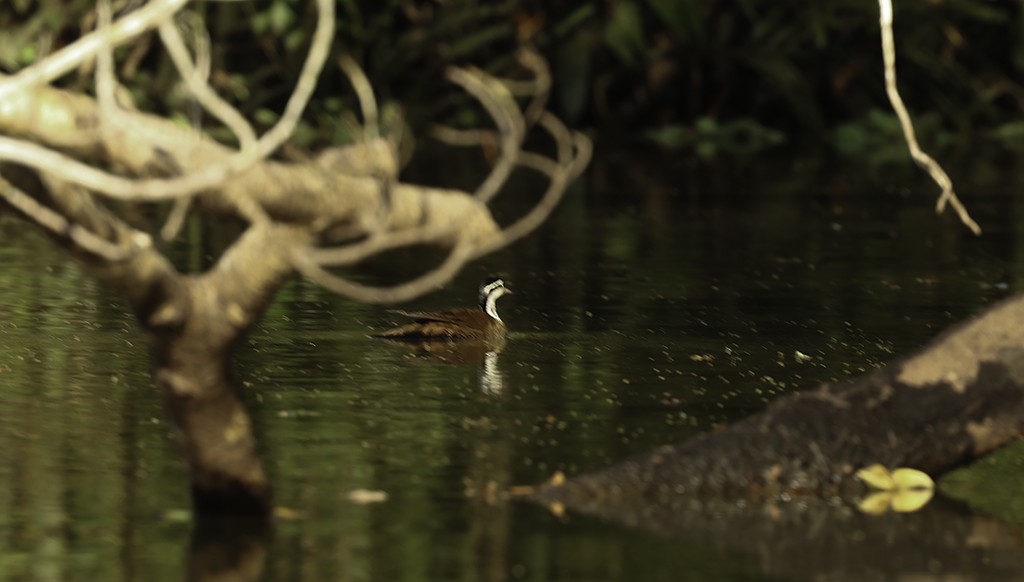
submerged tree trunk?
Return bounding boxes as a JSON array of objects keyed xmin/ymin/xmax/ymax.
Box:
[
  {"xmin": 530, "ymin": 292, "xmax": 1024, "ymax": 515},
  {"xmin": 151, "ymin": 274, "xmax": 270, "ymax": 515},
  {"xmin": 11, "ymin": 172, "xmax": 312, "ymax": 514},
  {"xmin": 155, "ymin": 332, "xmax": 269, "ymax": 514},
  {"xmin": 141, "ymin": 224, "xmax": 310, "ymax": 515}
]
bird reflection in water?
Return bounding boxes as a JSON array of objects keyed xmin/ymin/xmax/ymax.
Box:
[{"xmin": 377, "ymin": 334, "xmax": 507, "ymax": 395}]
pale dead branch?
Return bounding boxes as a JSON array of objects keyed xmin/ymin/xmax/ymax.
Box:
[
  {"xmin": 445, "ymin": 66, "xmax": 525, "ymax": 203},
  {"xmin": 430, "ymin": 48, "xmax": 555, "ymax": 204},
  {"xmin": 337, "ymin": 54, "xmax": 380, "ymax": 140},
  {"xmin": 0, "ymin": 0, "xmax": 588, "ymax": 518},
  {"xmin": 159, "ymin": 13, "xmax": 255, "ymax": 150},
  {"xmin": 303, "ymin": 189, "xmax": 489, "ymax": 267},
  {"xmin": 475, "ymin": 113, "xmax": 591, "ymax": 256},
  {"xmin": 293, "ymin": 240, "xmax": 477, "ymax": 304},
  {"xmin": 497, "ymin": 48, "xmax": 552, "ymax": 127},
  {"xmin": 94, "ymin": 0, "xmax": 120, "ymax": 137}
]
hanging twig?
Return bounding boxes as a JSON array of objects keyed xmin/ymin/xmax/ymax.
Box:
[{"xmin": 878, "ymin": 0, "xmax": 980, "ymax": 235}]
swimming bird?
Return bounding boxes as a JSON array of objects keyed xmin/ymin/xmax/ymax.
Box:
[{"xmin": 373, "ymin": 277, "xmax": 512, "ymax": 341}]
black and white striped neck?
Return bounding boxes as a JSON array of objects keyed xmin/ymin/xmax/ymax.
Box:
[{"xmin": 477, "ymin": 277, "xmax": 511, "ymax": 323}]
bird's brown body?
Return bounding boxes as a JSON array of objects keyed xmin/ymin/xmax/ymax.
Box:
[
  {"xmin": 373, "ymin": 277, "xmax": 511, "ymax": 341},
  {"xmin": 374, "ymin": 308, "xmax": 506, "ymax": 340}
]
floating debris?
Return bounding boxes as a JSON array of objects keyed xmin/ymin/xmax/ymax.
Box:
[
  {"xmin": 855, "ymin": 464, "xmax": 934, "ymax": 514},
  {"xmin": 347, "ymin": 489, "xmax": 388, "ymax": 504}
]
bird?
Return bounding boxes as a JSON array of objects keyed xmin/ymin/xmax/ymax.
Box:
[{"xmin": 373, "ymin": 277, "xmax": 512, "ymax": 341}]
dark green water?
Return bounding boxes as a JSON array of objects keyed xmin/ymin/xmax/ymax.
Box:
[{"xmin": 2, "ymin": 148, "xmax": 1024, "ymax": 580}]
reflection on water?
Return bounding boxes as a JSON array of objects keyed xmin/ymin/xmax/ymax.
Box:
[
  {"xmin": 2, "ymin": 148, "xmax": 1024, "ymax": 579},
  {"xmin": 478, "ymin": 350, "xmax": 503, "ymax": 396},
  {"xmin": 374, "ymin": 335, "xmax": 508, "ymax": 395}
]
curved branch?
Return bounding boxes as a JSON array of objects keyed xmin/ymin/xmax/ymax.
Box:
[
  {"xmin": 309, "ymin": 223, "xmax": 460, "ymax": 268},
  {"xmin": 306, "ymin": 180, "xmax": 500, "ymax": 267},
  {"xmin": 258, "ymin": 0, "xmax": 334, "ymax": 156},
  {"xmin": 432, "ymin": 49, "xmax": 558, "ymax": 205},
  {"xmin": 498, "ymin": 48, "xmax": 552, "ymax": 127},
  {"xmin": 95, "ymin": 0, "xmax": 120, "ymax": 132},
  {"xmin": 292, "ymin": 241, "xmax": 475, "ymax": 304},
  {"xmin": 431, "ymin": 48, "xmax": 551, "ymax": 147},
  {"xmin": 444, "ymin": 67, "xmax": 525, "ymax": 203},
  {"xmin": 337, "ymin": 55, "xmax": 380, "ymax": 139},
  {"xmin": 158, "ymin": 15, "xmax": 256, "ymax": 151},
  {"xmin": 299, "ymin": 122, "xmax": 589, "ymax": 300},
  {"xmin": 156, "ymin": 8, "xmax": 275, "ymax": 235},
  {"xmin": 475, "ymin": 117, "xmax": 591, "ymax": 257}
]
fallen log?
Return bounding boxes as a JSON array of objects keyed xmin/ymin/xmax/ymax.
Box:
[{"xmin": 530, "ymin": 292, "xmax": 1024, "ymax": 513}]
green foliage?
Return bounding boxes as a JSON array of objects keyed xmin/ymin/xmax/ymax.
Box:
[
  {"xmin": 834, "ymin": 109, "xmax": 954, "ymax": 165},
  {"xmin": 0, "ymin": 0, "xmax": 93, "ymax": 72},
  {"xmin": 3, "ymin": 0, "xmax": 1021, "ymax": 154},
  {"xmin": 604, "ymin": 1, "xmax": 646, "ymax": 66},
  {"xmin": 990, "ymin": 121, "xmax": 1024, "ymax": 152},
  {"xmin": 251, "ymin": 1, "xmax": 281, "ymax": 35},
  {"xmin": 646, "ymin": 116, "xmax": 786, "ymax": 157},
  {"xmin": 645, "ymin": 0, "xmax": 702, "ymax": 42},
  {"xmin": 941, "ymin": 439, "xmax": 1024, "ymax": 527},
  {"xmin": 536, "ymin": 0, "xmax": 1021, "ymax": 152}
]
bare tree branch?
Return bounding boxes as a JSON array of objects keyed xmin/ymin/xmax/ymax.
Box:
[
  {"xmin": 475, "ymin": 114, "xmax": 591, "ymax": 256},
  {"xmin": 94, "ymin": 0, "xmax": 120, "ymax": 137},
  {"xmin": 445, "ymin": 67, "xmax": 526, "ymax": 203},
  {"xmin": 337, "ymin": 54, "xmax": 380, "ymax": 140},
  {"xmin": 292, "ymin": 240, "xmax": 477, "ymax": 304},
  {"xmin": 431, "ymin": 49, "xmax": 558, "ymax": 205},
  {"xmin": 496, "ymin": 48, "xmax": 552, "ymax": 127},
  {"xmin": 431, "ymin": 48, "xmax": 551, "ymax": 148},
  {"xmin": 304, "ymin": 194, "xmax": 487, "ymax": 267},
  {"xmin": 159, "ymin": 14, "xmax": 255, "ymax": 151}
]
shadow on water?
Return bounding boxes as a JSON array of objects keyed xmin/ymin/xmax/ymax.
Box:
[{"xmin": 3, "ymin": 146, "xmax": 1024, "ymax": 579}]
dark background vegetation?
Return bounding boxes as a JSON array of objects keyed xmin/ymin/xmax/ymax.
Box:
[{"xmin": 2, "ymin": 0, "xmax": 1023, "ymax": 154}]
